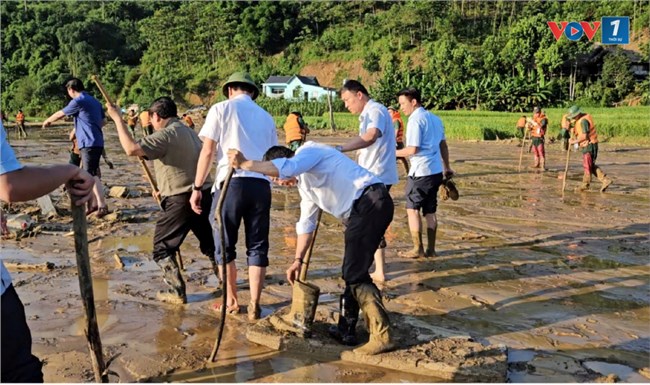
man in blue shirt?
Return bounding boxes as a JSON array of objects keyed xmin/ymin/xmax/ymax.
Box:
[
  {"xmin": 0, "ymin": 122, "xmax": 96, "ymax": 382},
  {"xmin": 395, "ymin": 88, "xmax": 454, "ymax": 259},
  {"xmin": 42, "ymin": 78, "xmax": 109, "ymax": 217}
]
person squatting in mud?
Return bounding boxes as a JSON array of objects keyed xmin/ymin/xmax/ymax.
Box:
[
  {"xmin": 1, "ymin": 122, "xmax": 97, "ymax": 383},
  {"xmin": 228, "ymin": 143, "xmax": 396, "ymax": 356},
  {"xmin": 105, "ymin": 97, "xmax": 216, "ymax": 304},
  {"xmin": 395, "ymin": 88, "xmax": 454, "ymax": 259},
  {"xmin": 190, "ymin": 72, "xmax": 278, "ymax": 321},
  {"xmin": 337, "ymin": 80, "xmax": 398, "ymax": 284}
]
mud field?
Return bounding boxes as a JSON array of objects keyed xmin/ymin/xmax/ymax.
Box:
[{"xmin": 2, "ymin": 123, "xmax": 649, "ymax": 383}]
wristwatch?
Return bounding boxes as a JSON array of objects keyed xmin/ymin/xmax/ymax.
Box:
[{"xmin": 191, "ymin": 183, "xmax": 202, "ymax": 191}]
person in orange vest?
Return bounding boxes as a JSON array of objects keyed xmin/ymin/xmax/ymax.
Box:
[
  {"xmin": 388, "ymin": 106, "xmax": 410, "ymax": 174},
  {"xmin": 283, "ymin": 111, "xmax": 309, "ymax": 151},
  {"xmin": 182, "ymin": 114, "xmax": 195, "ymax": 130},
  {"xmin": 139, "ymin": 109, "xmax": 153, "ymax": 136},
  {"xmin": 567, "ymin": 106, "xmax": 612, "ymax": 192},
  {"xmin": 526, "ymin": 107, "xmax": 548, "ymax": 170},
  {"xmin": 15, "ymin": 110, "xmax": 27, "ymax": 139},
  {"xmin": 126, "ymin": 109, "xmax": 138, "ymax": 137},
  {"xmin": 515, "ymin": 115, "xmax": 527, "ymax": 145},
  {"xmin": 559, "ymin": 113, "xmax": 571, "ymax": 152}
]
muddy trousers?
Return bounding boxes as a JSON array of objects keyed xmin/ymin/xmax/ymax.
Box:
[
  {"xmin": 1, "ymin": 285, "xmax": 43, "ymax": 383},
  {"xmin": 580, "ymin": 145, "xmax": 611, "ymax": 191}
]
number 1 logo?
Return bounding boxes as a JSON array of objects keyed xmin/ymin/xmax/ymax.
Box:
[{"xmin": 601, "ymin": 16, "xmax": 630, "ymax": 44}]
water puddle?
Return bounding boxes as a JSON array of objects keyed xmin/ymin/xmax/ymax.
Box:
[{"xmin": 583, "ymin": 360, "xmax": 648, "ymax": 382}]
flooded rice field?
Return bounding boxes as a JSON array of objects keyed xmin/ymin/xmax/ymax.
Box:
[{"xmin": 2, "ymin": 123, "xmax": 649, "ymax": 382}]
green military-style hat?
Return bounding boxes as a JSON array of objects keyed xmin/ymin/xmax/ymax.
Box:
[
  {"xmin": 222, "ymin": 72, "xmax": 259, "ymax": 100},
  {"xmin": 567, "ymin": 105, "xmax": 582, "ymax": 119}
]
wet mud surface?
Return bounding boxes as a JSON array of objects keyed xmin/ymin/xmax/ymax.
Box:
[{"xmin": 2, "ymin": 124, "xmax": 649, "ymax": 382}]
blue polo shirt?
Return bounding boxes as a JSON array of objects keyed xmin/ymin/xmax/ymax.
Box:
[{"xmin": 62, "ymin": 91, "xmax": 105, "ymax": 149}]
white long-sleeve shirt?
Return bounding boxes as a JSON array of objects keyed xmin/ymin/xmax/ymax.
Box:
[{"xmin": 270, "ymin": 141, "xmax": 381, "ymax": 234}]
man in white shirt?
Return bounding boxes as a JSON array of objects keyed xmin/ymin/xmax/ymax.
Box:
[
  {"xmin": 337, "ymin": 80, "xmax": 398, "ymax": 284},
  {"xmin": 395, "ymin": 88, "xmax": 454, "ymax": 258},
  {"xmin": 1, "ymin": 123, "xmax": 96, "ymax": 382},
  {"xmin": 190, "ymin": 72, "xmax": 278, "ymax": 321},
  {"xmin": 227, "ymin": 143, "xmax": 396, "ymax": 356}
]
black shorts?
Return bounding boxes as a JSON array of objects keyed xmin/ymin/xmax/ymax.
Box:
[
  {"xmin": 80, "ymin": 147, "xmax": 103, "ymax": 177},
  {"xmin": 405, "ymin": 173, "xmax": 443, "ymax": 215}
]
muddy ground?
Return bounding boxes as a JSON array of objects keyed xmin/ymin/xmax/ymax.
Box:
[{"xmin": 2, "ymin": 123, "xmax": 649, "ymax": 383}]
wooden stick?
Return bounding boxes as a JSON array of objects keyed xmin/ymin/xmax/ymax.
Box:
[
  {"xmin": 72, "ymin": 203, "xmax": 108, "ymax": 383},
  {"xmin": 299, "ymin": 209, "xmax": 322, "ymax": 282},
  {"xmin": 208, "ymin": 167, "xmax": 235, "ymax": 363},
  {"xmin": 518, "ymin": 129, "xmax": 530, "ymax": 172},
  {"xmin": 561, "ymin": 145, "xmax": 571, "ymax": 194}
]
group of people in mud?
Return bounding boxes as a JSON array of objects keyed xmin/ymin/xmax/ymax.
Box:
[
  {"xmin": 1, "ymin": 72, "xmax": 614, "ymax": 382},
  {"xmin": 516, "ymin": 106, "xmax": 613, "ymax": 193}
]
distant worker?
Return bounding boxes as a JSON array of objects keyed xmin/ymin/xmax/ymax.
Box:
[
  {"xmin": 387, "ymin": 106, "xmax": 409, "ymax": 174},
  {"xmin": 559, "ymin": 113, "xmax": 571, "ymax": 152},
  {"xmin": 126, "ymin": 109, "xmax": 138, "ymax": 138},
  {"xmin": 283, "ymin": 111, "xmax": 309, "ymax": 151},
  {"xmin": 515, "ymin": 115, "xmax": 526, "ymax": 145},
  {"xmin": 182, "ymin": 114, "xmax": 195, "ymax": 130},
  {"xmin": 139, "ymin": 109, "xmax": 153, "ymax": 136},
  {"xmin": 567, "ymin": 106, "xmax": 612, "ymax": 193},
  {"xmin": 526, "ymin": 107, "xmax": 547, "ymax": 170},
  {"xmin": 15, "ymin": 110, "xmax": 27, "ymax": 139}
]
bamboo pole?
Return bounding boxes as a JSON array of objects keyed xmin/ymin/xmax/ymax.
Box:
[
  {"xmin": 72, "ymin": 203, "xmax": 108, "ymax": 383},
  {"xmin": 208, "ymin": 167, "xmax": 235, "ymax": 363},
  {"xmin": 518, "ymin": 128, "xmax": 530, "ymax": 172}
]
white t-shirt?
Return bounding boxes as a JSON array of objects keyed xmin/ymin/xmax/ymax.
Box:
[
  {"xmin": 199, "ymin": 94, "xmax": 278, "ymax": 187},
  {"xmin": 404, "ymin": 107, "xmax": 446, "ymax": 177},
  {"xmin": 357, "ymin": 100, "xmax": 398, "ymax": 185},
  {"xmin": 271, "ymin": 141, "xmax": 380, "ymax": 234}
]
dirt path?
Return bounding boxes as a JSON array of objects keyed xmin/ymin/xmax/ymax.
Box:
[{"xmin": 2, "ymin": 124, "xmax": 649, "ymax": 382}]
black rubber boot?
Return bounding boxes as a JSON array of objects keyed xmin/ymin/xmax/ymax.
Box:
[
  {"xmin": 155, "ymin": 255, "xmax": 187, "ymax": 304},
  {"xmin": 328, "ymin": 289, "xmax": 359, "ymax": 346}
]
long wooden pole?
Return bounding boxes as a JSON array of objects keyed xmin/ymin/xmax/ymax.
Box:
[
  {"xmin": 208, "ymin": 167, "xmax": 235, "ymax": 363},
  {"xmin": 72, "ymin": 203, "xmax": 108, "ymax": 383},
  {"xmin": 561, "ymin": 145, "xmax": 571, "ymax": 194},
  {"xmin": 518, "ymin": 128, "xmax": 529, "ymax": 172},
  {"xmin": 299, "ymin": 209, "xmax": 322, "ymax": 282}
]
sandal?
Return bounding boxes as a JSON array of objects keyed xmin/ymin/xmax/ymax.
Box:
[
  {"xmin": 96, "ymin": 206, "xmax": 110, "ymax": 219},
  {"xmin": 212, "ymin": 302, "xmax": 240, "ymax": 315}
]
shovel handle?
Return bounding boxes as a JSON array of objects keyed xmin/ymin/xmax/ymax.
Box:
[
  {"xmin": 91, "ymin": 75, "xmax": 114, "ymax": 106},
  {"xmin": 299, "ymin": 209, "xmax": 322, "ymax": 282}
]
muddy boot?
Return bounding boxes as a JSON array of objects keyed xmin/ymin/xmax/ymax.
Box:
[
  {"xmin": 398, "ymin": 230, "xmax": 425, "ymax": 258},
  {"xmin": 595, "ymin": 168, "xmax": 612, "ymax": 192},
  {"xmin": 155, "ymin": 255, "xmax": 186, "ymax": 304},
  {"xmin": 269, "ymin": 280, "xmax": 320, "ymax": 337},
  {"xmin": 424, "ymin": 227, "xmax": 437, "ymax": 257},
  {"xmin": 576, "ymin": 173, "xmax": 591, "ymax": 192},
  {"xmin": 328, "ymin": 291, "xmax": 360, "ymax": 346},
  {"xmin": 540, "ymin": 156, "xmax": 546, "ymax": 171},
  {"xmin": 351, "ymin": 283, "xmax": 396, "ymax": 355}
]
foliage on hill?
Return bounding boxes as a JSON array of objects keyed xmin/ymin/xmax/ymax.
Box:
[{"xmin": 1, "ymin": 0, "xmax": 648, "ymax": 116}]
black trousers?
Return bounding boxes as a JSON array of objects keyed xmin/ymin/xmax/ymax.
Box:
[
  {"xmin": 1, "ymin": 285, "xmax": 43, "ymax": 383},
  {"xmin": 342, "ymin": 183, "xmax": 394, "ymax": 285},
  {"xmin": 152, "ymin": 190, "xmax": 215, "ymax": 262}
]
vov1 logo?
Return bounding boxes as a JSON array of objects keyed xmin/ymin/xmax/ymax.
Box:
[{"xmin": 547, "ymin": 17, "xmax": 630, "ymax": 44}]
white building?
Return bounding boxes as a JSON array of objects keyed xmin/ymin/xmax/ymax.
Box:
[{"xmin": 261, "ymin": 75, "xmax": 337, "ymax": 101}]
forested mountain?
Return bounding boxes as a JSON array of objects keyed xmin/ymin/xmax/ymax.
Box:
[{"xmin": 1, "ymin": 0, "xmax": 648, "ymax": 115}]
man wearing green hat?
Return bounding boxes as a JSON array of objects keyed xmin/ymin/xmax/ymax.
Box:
[
  {"xmin": 567, "ymin": 105, "xmax": 613, "ymax": 192},
  {"xmin": 190, "ymin": 72, "xmax": 278, "ymax": 320}
]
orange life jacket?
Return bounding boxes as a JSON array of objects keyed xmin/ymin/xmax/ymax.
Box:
[
  {"xmin": 127, "ymin": 112, "xmax": 137, "ymax": 126},
  {"xmin": 183, "ymin": 115, "xmax": 194, "ymax": 127},
  {"xmin": 575, "ymin": 114, "xmax": 597, "ymax": 147},
  {"xmin": 16, "ymin": 112, "xmax": 24, "ymax": 122},
  {"xmin": 530, "ymin": 113, "xmax": 547, "ymax": 138},
  {"xmin": 139, "ymin": 111, "xmax": 150, "ymax": 127},
  {"xmin": 516, "ymin": 117, "xmax": 526, "ymax": 128},
  {"xmin": 283, "ymin": 113, "xmax": 304, "ymax": 144},
  {"xmin": 391, "ymin": 110, "xmax": 404, "ymax": 142},
  {"xmin": 560, "ymin": 114, "xmax": 570, "ymax": 130}
]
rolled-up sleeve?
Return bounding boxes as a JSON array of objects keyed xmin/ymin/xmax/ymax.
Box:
[{"xmin": 295, "ymin": 189, "xmax": 320, "ymax": 235}]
